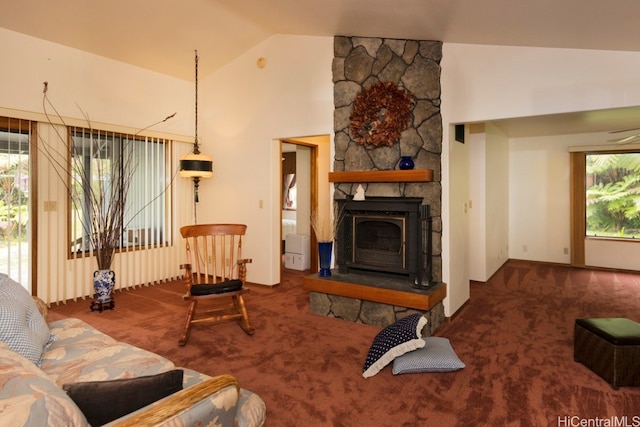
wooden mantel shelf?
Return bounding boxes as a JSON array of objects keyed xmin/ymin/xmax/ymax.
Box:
[{"xmin": 329, "ymin": 169, "xmax": 433, "ymax": 183}]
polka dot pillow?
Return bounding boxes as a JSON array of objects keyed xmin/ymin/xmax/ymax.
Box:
[{"xmin": 362, "ymin": 314, "xmax": 427, "ymax": 378}]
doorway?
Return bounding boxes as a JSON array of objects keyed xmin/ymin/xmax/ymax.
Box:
[{"xmin": 279, "ymin": 135, "xmax": 331, "ymax": 278}]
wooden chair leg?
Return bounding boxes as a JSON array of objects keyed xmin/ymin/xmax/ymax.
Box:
[
  {"xmin": 179, "ymin": 300, "xmax": 197, "ymax": 346},
  {"xmin": 235, "ymin": 295, "xmax": 255, "ymax": 335}
]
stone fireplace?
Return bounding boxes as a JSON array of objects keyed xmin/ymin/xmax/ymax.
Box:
[{"xmin": 303, "ymin": 36, "xmax": 444, "ymax": 332}]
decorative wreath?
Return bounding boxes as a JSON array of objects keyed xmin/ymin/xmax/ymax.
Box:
[{"xmin": 349, "ymin": 81, "xmax": 415, "ymax": 148}]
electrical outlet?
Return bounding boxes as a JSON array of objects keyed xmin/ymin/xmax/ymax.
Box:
[
  {"xmin": 43, "ymin": 201, "xmax": 57, "ymax": 212},
  {"xmin": 563, "ymin": 248, "xmax": 569, "ymax": 255},
  {"xmin": 522, "ymin": 245, "xmax": 528, "ymax": 252}
]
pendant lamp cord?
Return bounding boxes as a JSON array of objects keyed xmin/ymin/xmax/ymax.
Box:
[
  {"xmin": 194, "ymin": 50, "xmax": 200, "ymax": 155},
  {"xmin": 193, "ymin": 49, "xmax": 201, "ymax": 218}
]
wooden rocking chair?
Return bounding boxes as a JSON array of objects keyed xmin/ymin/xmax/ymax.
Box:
[{"xmin": 179, "ymin": 224, "xmax": 255, "ymax": 346}]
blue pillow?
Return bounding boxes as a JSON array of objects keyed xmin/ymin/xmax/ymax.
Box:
[
  {"xmin": 362, "ymin": 314, "xmax": 427, "ymax": 378},
  {"xmin": 0, "ymin": 274, "xmax": 53, "ymax": 365},
  {"xmin": 392, "ymin": 336, "xmax": 465, "ymax": 374}
]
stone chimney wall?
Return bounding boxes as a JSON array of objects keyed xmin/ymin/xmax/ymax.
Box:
[{"xmin": 332, "ymin": 36, "xmax": 443, "ymax": 283}]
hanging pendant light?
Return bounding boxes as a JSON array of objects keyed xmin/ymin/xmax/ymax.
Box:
[{"xmin": 180, "ymin": 50, "xmax": 213, "ymax": 202}]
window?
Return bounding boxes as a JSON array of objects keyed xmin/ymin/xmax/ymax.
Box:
[
  {"xmin": 586, "ymin": 152, "xmax": 640, "ymax": 239},
  {"xmin": 69, "ymin": 127, "xmax": 171, "ymax": 255}
]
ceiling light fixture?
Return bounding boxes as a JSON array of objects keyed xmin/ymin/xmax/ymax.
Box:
[{"xmin": 180, "ymin": 49, "xmax": 213, "ymax": 203}]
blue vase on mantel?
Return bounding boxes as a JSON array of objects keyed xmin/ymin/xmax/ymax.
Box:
[
  {"xmin": 318, "ymin": 241, "xmax": 333, "ymax": 277},
  {"xmin": 398, "ymin": 156, "xmax": 415, "ymax": 170}
]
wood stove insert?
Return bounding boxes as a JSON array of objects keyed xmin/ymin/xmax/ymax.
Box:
[{"xmin": 336, "ymin": 197, "xmax": 431, "ymax": 287}]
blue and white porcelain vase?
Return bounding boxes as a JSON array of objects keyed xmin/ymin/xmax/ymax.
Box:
[{"xmin": 93, "ymin": 269, "xmax": 115, "ymax": 304}]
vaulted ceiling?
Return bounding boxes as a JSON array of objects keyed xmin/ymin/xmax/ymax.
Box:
[
  {"xmin": 3, "ymin": 0, "xmax": 640, "ymax": 81},
  {"xmin": 3, "ymin": 0, "xmax": 640, "ymax": 136}
]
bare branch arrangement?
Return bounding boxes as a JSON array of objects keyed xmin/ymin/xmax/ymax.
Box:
[
  {"xmin": 73, "ymin": 128, "xmax": 134, "ymax": 270},
  {"xmin": 310, "ymin": 211, "xmax": 334, "ymax": 243},
  {"xmin": 39, "ymin": 82, "xmax": 175, "ymax": 270},
  {"xmin": 310, "ymin": 202, "xmax": 346, "ymax": 243}
]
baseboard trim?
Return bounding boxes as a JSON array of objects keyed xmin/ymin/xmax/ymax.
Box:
[
  {"xmin": 508, "ymin": 258, "xmax": 639, "ymax": 275},
  {"xmin": 446, "ymin": 298, "xmax": 471, "ymax": 322}
]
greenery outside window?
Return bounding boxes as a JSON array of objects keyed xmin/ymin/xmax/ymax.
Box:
[
  {"xmin": 69, "ymin": 127, "xmax": 170, "ymax": 255},
  {"xmin": 0, "ymin": 117, "xmax": 31, "ymax": 285},
  {"xmin": 586, "ymin": 152, "xmax": 640, "ymax": 239}
]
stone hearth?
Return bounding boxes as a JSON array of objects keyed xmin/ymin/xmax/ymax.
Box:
[{"xmin": 303, "ymin": 271, "xmax": 446, "ymax": 333}]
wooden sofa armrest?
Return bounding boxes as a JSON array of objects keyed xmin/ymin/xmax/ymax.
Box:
[
  {"xmin": 113, "ymin": 374, "xmax": 239, "ymax": 427},
  {"xmin": 32, "ymin": 296, "xmax": 48, "ymax": 322}
]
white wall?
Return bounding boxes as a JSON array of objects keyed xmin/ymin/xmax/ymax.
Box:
[
  {"xmin": 441, "ymin": 44, "xmax": 640, "ymax": 124},
  {"xmin": 196, "ymin": 35, "xmax": 334, "ymax": 285},
  {"xmin": 508, "ymin": 134, "xmax": 573, "ymax": 263},
  {"xmin": 0, "ymin": 28, "xmax": 193, "ymax": 137},
  {"xmin": 441, "ymin": 43, "xmax": 640, "ymax": 316},
  {"xmin": 443, "ymin": 123, "xmax": 471, "ymax": 314},
  {"xmin": 585, "ymin": 239, "xmax": 640, "ymax": 269},
  {"xmin": 467, "ymin": 125, "xmax": 487, "ymax": 280},
  {"xmin": 484, "ymin": 123, "xmax": 510, "ymax": 277},
  {"xmin": 0, "ymin": 27, "xmax": 197, "ymax": 301},
  {"xmin": 468, "ymin": 123, "xmax": 510, "ymax": 282}
]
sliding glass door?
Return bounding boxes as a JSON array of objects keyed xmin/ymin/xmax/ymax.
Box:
[{"xmin": 0, "ymin": 117, "xmax": 32, "ymax": 289}]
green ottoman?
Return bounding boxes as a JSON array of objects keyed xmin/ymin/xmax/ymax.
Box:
[{"xmin": 574, "ymin": 318, "xmax": 640, "ymax": 389}]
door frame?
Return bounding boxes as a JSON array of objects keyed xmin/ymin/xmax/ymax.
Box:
[
  {"xmin": 280, "ymin": 139, "xmax": 319, "ymax": 273},
  {"xmin": 279, "ymin": 135, "xmax": 331, "ymax": 276}
]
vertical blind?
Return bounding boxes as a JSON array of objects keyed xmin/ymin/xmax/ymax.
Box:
[
  {"xmin": 68, "ymin": 127, "xmax": 171, "ymax": 256},
  {"xmin": 59, "ymin": 126, "xmax": 183, "ymax": 303},
  {"xmin": 1, "ymin": 114, "xmax": 194, "ymax": 304}
]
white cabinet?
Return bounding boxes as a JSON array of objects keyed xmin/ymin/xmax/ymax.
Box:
[{"xmin": 284, "ymin": 234, "xmax": 310, "ymax": 270}]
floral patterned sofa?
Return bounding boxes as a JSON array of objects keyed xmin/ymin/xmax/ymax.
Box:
[{"xmin": 0, "ymin": 274, "xmax": 266, "ymax": 426}]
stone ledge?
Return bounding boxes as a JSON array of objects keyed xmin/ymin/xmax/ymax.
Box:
[
  {"xmin": 308, "ymin": 292, "xmax": 445, "ymax": 333},
  {"xmin": 302, "ymin": 273, "xmax": 446, "ymax": 311},
  {"xmin": 303, "ymin": 272, "xmax": 446, "ymax": 331}
]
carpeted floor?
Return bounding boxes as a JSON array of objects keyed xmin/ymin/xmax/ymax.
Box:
[{"xmin": 48, "ymin": 260, "xmax": 640, "ymax": 427}]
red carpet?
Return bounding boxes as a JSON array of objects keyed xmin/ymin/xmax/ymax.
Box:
[{"xmin": 49, "ymin": 260, "xmax": 640, "ymax": 426}]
